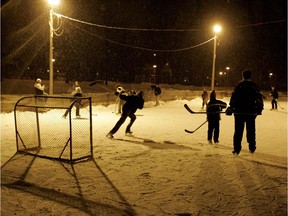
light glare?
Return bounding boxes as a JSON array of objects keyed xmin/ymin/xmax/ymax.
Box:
[
  {"xmin": 48, "ymin": 0, "xmax": 60, "ymax": 6},
  {"xmin": 213, "ymin": 25, "xmax": 222, "ymax": 33}
]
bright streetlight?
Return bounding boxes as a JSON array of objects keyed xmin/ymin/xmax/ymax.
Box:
[
  {"xmin": 48, "ymin": 0, "xmax": 60, "ymax": 95},
  {"xmin": 211, "ymin": 24, "xmax": 222, "ymax": 90}
]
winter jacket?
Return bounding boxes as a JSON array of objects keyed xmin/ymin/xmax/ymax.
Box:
[
  {"xmin": 207, "ymin": 99, "xmax": 227, "ymax": 121},
  {"xmin": 229, "ymin": 80, "xmax": 263, "ymax": 115},
  {"xmin": 120, "ymin": 92, "xmax": 144, "ymax": 114},
  {"xmin": 270, "ymin": 89, "xmax": 278, "ymax": 99}
]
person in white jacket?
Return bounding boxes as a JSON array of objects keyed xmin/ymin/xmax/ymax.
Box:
[{"xmin": 63, "ymin": 81, "xmax": 83, "ymax": 118}]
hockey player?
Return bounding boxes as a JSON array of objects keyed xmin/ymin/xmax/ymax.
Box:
[
  {"xmin": 151, "ymin": 84, "xmax": 161, "ymax": 106},
  {"xmin": 270, "ymin": 87, "xmax": 279, "ymax": 110},
  {"xmin": 226, "ymin": 70, "xmax": 263, "ymax": 156},
  {"xmin": 106, "ymin": 90, "xmax": 144, "ymax": 138},
  {"xmin": 34, "ymin": 78, "xmax": 48, "ymax": 102},
  {"xmin": 63, "ymin": 81, "xmax": 83, "ymax": 118},
  {"xmin": 201, "ymin": 89, "xmax": 208, "ymax": 109},
  {"xmin": 206, "ymin": 90, "xmax": 227, "ymax": 145}
]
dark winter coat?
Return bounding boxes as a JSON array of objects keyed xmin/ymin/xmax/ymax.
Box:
[
  {"xmin": 120, "ymin": 92, "xmax": 144, "ymax": 114},
  {"xmin": 270, "ymin": 89, "xmax": 278, "ymax": 99},
  {"xmin": 207, "ymin": 99, "xmax": 227, "ymax": 121},
  {"xmin": 229, "ymin": 80, "xmax": 263, "ymax": 115}
]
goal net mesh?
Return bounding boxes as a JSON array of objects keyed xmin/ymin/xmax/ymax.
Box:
[{"xmin": 14, "ymin": 96, "xmax": 93, "ymax": 163}]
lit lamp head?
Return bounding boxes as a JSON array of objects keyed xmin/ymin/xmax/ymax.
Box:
[
  {"xmin": 48, "ymin": 0, "xmax": 60, "ymax": 6},
  {"xmin": 213, "ymin": 25, "xmax": 222, "ymax": 34}
]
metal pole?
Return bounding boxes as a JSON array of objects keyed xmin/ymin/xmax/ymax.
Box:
[
  {"xmin": 211, "ymin": 35, "xmax": 217, "ymax": 91},
  {"xmin": 49, "ymin": 9, "xmax": 54, "ymax": 95}
]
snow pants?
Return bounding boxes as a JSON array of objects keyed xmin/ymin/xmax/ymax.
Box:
[
  {"xmin": 110, "ymin": 111, "xmax": 136, "ymax": 134},
  {"xmin": 233, "ymin": 115, "xmax": 257, "ymax": 154},
  {"xmin": 207, "ymin": 119, "xmax": 220, "ymax": 143},
  {"xmin": 271, "ymin": 99, "xmax": 278, "ymax": 109}
]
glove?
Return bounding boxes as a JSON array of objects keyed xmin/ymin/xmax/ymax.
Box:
[{"xmin": 225, "ymin": 107, "xmax": 233, "ymax": 116}]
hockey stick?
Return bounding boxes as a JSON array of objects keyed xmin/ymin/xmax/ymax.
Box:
[
  {"xmin": 184, "ymin": 104, "xmax": 258, "ymax": 116},
  {"xmin": 277, "ymin": 101, "xmax": 284, "ymax": 109},
  {"xmin": 184, "ymin": 104, "xmax": 225, "ymax": 114},
  {"xmin": 185, "ymin": 120, "xmax": 208, "ymax": 134}
]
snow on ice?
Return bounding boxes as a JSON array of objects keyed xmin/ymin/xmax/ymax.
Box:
[{"xmin": 1, "ymin": 97, "xmax": 287, "ymax": 215}]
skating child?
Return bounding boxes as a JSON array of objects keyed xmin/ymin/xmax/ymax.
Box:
[{"xmin": 206, "ymin": 90, "xmax": 227, "ymax": 145}]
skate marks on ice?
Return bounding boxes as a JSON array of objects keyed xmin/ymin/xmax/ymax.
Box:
[
  {"xmin": 197, "ymin": 141, "xmax": 287, "ymax": 169},
  {"xmin": 188, "ymin": 150, "xmax": 287, "ymax": 216},
  {"xmin": 1, "ymin": 153, "xmax": 137, "ymax": 215}
]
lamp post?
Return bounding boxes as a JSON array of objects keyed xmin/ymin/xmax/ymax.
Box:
[
  {"xmin": 211, "ymin": 24, "xmax": 221, "ymax": 90},
  {"xmin": 48, "ymin": 0, "xmax": 60, "ymax": 95}
]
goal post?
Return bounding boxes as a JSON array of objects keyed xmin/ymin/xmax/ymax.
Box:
[{"xmin": 14, "ymin": 95, "xmax": 93, "ymax": 163}]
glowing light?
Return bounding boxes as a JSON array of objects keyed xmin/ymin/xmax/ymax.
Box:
[
  {"xmin": 213, "ymin": 25, "xmax": 222, "ymax": 34},
  {"xmin": 153, "ymin": 65, "xmax": 157, "ymax": 68},
  {"xmin": 48, "ymin": 0, "xmax": 60, "ymax": 6}
]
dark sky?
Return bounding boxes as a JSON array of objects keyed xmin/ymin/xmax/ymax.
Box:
[{"xmin": 1, "ymin": 0, "xmax": 287, "ymax": 89}]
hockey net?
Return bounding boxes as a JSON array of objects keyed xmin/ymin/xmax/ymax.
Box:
[{"xmin": 14, "ymin": 95, "xmax": 93, "ymax": 163}]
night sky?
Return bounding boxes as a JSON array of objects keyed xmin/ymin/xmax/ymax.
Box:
[{"xmin": 1, "ymin": 0, "xmax": 287, "ymax": 90}]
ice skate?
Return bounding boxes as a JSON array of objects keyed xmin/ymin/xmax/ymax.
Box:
[
  {"xmin": 106, "ymin": 132, "xmax": 114, "ymax": 139},
  {"xmin": 125, "ymin": 131, "xmax": 133, "ymax": 136}
]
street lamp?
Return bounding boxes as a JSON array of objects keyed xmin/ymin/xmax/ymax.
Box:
[
  {"xmin": 211, "ymin": 24, "xmax": 222, "ymax": 90},
  {"xmin": 48, "ymin": 0, "xmax": 60, "ymax": 95}
]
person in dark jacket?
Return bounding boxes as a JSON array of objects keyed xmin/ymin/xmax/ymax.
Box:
[
  {"xmin": 106, "ymin": 90, "xmax": 144, "ymax": 138},
  {"xmin": 270, "ymin": 87, "xmax": 278, "ymax": 110},
  {"xmin": 201, "ymin": 89, "xmax": 208, "ymax": 109},
  {"xmin": 226, "ymin": 70, "xmax": 263, "ymax": 156},
  {"xmin": 206, "ymin": 90, "xmax": 227, "ymax": 145},
  {"xmin": 151, "ymin": 84, "xmax": 161, "ymax": 106}
]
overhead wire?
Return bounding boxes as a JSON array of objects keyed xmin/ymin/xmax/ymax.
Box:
[
  {"xmin": 53, "ymin": 12, "xmax": 286, "ymax": 52},
  {"xmin": 53, "ymin": 12, "xmax": 201, "ymax": 32},
  {"xmin": 66, "ymin": 20, "xmax": 214, "ymax": 52}
]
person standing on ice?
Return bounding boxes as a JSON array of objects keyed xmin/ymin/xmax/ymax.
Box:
[
  {"xmin": 206, "ymin": 90, "xmax": 227, "ymax": 145},
  {"xmin": 34, "ymin": 78, "xmax": 48, "ymax": 95},
  {"xmin": 201, "ymin": 89, "xmax": 208, "ymax": 109},
  {"xmin": 106, "ymin": 90, "xmax": 144, "ymax": 138},
  {"xmin": 270, "ymin": 86, "xmax": 278, "ymax": 110},
  {"xmin": 34, "ymin": 78, "xmax": 48, "ymax": 102},
  {"xmin": 226, "ymin": 70, "xmax": 263, "ymax": 156},
  {"xmin": 63, "ymin": 81, "xmax": 83, "ymax": 118},
  {"xmin": 151, "ymin": 84, "xmax": 161, "ymax": 106}
]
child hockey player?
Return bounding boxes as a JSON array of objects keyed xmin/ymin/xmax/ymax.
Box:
[{"xmin": 206, "ymin": 90, "xmax": 227, "ymax": 145}]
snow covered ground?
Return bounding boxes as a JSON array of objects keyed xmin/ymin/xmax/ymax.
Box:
[{"xmin": 1, "ymin": 97, "xmax": 287, "ymax": 215}]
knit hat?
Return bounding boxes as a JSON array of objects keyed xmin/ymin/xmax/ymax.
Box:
[{"xmin": 210, "ymin": 90, "xmax": 216, "ymax": 99}]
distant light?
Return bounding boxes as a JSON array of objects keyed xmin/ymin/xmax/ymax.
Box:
[
  {"xmin": 153, "ymin": 65, "xmax": 157, "ymax": 68},
  {"xmin": 269, "ymin": 73, "xmax": 273, "ymax": 77},
  {"xmin": 48, "ymin": 0, "xmax": 60, "ymax": 6},
  {"xmin": 219, "ymin": 71, "xmax": 223, "ymax": 75},
  {"xmin": 52, "ymin": 59, "xmax": 55, "ymax": 62},
  {"xmin": 213, "ymin": 25, "xmax": 222, "ymax": 34},
  {"xmin": 226, "ymin": 67, "xmax": 230, "ymax": 70},
  {"xmin": 153, "ymin": 53, "xmax": 157, "ymax": 57}
]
